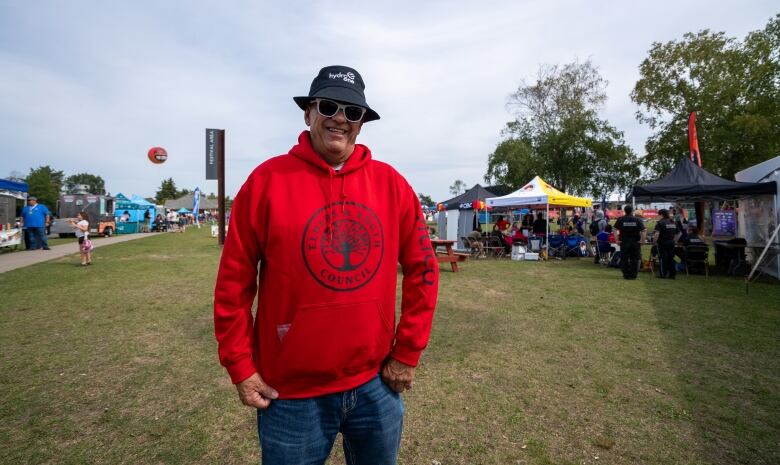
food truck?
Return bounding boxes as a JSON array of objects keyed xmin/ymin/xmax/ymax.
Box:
[{"xmin": 50, "ymin": 192, "xmax": 116, "ymax": 237}]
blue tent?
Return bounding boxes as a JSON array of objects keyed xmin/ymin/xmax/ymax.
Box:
[{"xmin": 177, "ymin": 208, "xmax": 191, "ymax": 214}]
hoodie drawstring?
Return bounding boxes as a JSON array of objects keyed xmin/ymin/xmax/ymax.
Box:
[{"xmin": 340, "ymin": 172, "xmax": 347, "ymax": 213}]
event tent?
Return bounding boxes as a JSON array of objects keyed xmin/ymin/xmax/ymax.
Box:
[
  {"xmin": 487, "ymin": 176, "xmax": 592, "ymax": 209},
  {"xmin": 628, "ymin": 157, "xmax": 777, "ymax": 202},
  {"xmin": 436, "ymin": 184, "xmax": 506, "ymax": 249},
  {"xmin": 735, "ymin": 156, "xmax": 780, "ymax": 279},
  {"xmin": 486, "ymin": 176, "xmax": 592, "ymax": 255}
]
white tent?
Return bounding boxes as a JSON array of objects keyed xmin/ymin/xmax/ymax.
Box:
[
  {"xmin": 735, "ymin": 156, "xmax": 780, "ymax": 279},
  {"xmin": 487, "ymin": 177, "xmax": 592, "ymax": 255}
]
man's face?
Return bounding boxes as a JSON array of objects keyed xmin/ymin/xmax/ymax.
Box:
[
  {"xmin": 305, "ymin": 100, "xmax": 364, "ymax": 166},
  {"xmin": 28, "ymin": 199, "xmax": 36, "ymax": 206}
]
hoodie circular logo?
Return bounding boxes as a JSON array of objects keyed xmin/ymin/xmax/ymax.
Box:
[{"xmin": 302, "ymin": 202, "xmax": 384, "ymax": 291}]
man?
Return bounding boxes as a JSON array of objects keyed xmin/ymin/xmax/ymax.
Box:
[
  {"xmin": 213, "ymin": 65, "xmax": 439, "ymax": 465},
  {"xmin": 653, "ymin": 209, "xmax": 681, "ymax": 279},
  {"xmin": 20, "ymin": 196, "xmax": 51, "ymax": 250},
  {"xmin": 614, "ymin": 205, "xmax": 646, "ymax": 279}
]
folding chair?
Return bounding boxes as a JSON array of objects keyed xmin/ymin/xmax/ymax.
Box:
[
  {"xmin": 565, "ymin": 234, "xmax": 586, "ymax": 257},
  {"xmin": 462, "ymin": 236, "xmax": 485, "ymax": 258},
  {"xmin": 596, "ymin": 240, "xmax": 613, "ymax": 265},
  {"xmin": 528, "ymin": 236, "xmax": 543, "ymax": 253},
  {"xmin": 684, "ymin": 244, "xmax": 710, "ymax": 277},
  {"xmin": 548, "ymin": 234, "xmax": 566, "ymax": 258},
  {"xmin": 485, "ymin": 235, "xmax": 506, "ymax": 258}
]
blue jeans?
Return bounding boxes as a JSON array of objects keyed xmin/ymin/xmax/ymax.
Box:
[
  {"xmin": 257, "ymin": 374, "xmax": 404, "ymax": 465},
  {"xmin": 29, "ymin": 227, "xmax": 48, "ymax": 249}
]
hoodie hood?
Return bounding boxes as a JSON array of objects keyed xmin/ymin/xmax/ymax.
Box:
[
  {"xmin": 595, "ymin": 210, "xmax": 605, "ymax": 220},
  {"xmin": 290, "ymin": 131, "xmax": 371, "ymax": 176}
]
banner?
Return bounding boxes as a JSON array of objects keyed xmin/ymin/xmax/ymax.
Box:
[
  {"xmin": 192, "ymin": 187, "xmax": 201, "ymax": 225},
  {"xmin": 205, "ymin": 129, "xmax": 220, "ymax": 180},
  {"xmin": 688, "ymin": 112, "xmax": 702, "ymax": 167}
]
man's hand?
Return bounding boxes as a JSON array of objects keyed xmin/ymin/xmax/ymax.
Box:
[
  {"xmin": 381, "ymin": 358, "xmax": 416, "ymax": 393},
  {"xmin": 236, "ymin": 372, "xmax": 278, "ymax": 409}
]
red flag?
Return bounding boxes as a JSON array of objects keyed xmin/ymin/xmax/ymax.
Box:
[{"xmin": 688, "ymin": 112, "xmax": 702, "ymax": 167}]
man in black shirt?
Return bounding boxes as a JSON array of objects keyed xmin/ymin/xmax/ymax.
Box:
[
  {"xmin": 615, "ymin": 205, "xmax": 646, "ymax": 279},
  {"xmin": 653, "ymin": 209, "xmax": 681, "ymax": 279}
]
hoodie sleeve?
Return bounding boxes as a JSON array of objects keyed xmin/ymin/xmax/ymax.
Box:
[
  {"xmin": 391, "ymin": 179, "xmax": 439, "ymax": 367},
  {"xmin": 214, "ymin": 174, "xmax": 264, "ymax": 384}
]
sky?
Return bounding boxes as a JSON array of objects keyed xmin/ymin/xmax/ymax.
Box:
[{"xmin": 1, "ymin": 1, "xmax": 777, "ymax": 203}]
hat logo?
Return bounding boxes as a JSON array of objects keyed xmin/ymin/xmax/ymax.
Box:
[{"xmin": 328, "ymin": 72, "xmax": 356, "ymax": 84}]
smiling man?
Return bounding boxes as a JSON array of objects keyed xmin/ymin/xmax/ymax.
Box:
[{"xmin": 214, "ymin": 65, "xmax": 439, "ymax": 465}]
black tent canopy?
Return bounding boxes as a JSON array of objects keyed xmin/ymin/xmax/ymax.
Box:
[
  {"xmin": 439, "ymin": 184, "xmax": 505, "ymax": 210},
  {"xmin": 629, "ymin": 158, "xmax": 777, "ymax": 202}
]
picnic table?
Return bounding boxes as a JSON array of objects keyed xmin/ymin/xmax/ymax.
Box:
[{"xmin": 431, "ymin": 239, "xmax": 468, "ymax": 272}]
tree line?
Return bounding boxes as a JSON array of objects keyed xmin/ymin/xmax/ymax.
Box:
[
  {"xmin": 5, "ymin": 167, "xmax": 212, "ymax": 211},
  {"xmin": 439, "ymin": 14, "xmax": 779, "ymax": 202}
]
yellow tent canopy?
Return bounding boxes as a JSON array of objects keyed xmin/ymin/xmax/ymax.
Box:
[{"xmin": 486, "ymin": 176, "xmax": 592, "ymax": 208}]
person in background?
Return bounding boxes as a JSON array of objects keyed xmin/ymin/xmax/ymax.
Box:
[
  {"xmin": 595, "ymin": 224, "xmax": 616, "ymax": 262},
  {"xmin": 532, "ymin": 212, "xmax": 547, "ymax": 235},
  {"xmin": 143, "ymin": 209, "xmax": 151, "ymax": 233},
  {"xmin": 213, "ymin": 65, "xmax": 438, "ymax": 464},
  {"xmin": 493, "ymin": 215, "xmax": 510, "ymax": 234},
  {"xmin": 591, "ymin": 209, "xmax": 608, "ymax": 264},
  {"xmin": 614, "ymin": 205, "xmax": 646, "ymax": 280},
  {"xmin": 654, "ymin": 209, "xmax": 681, "ymax": 279},
  {"xmin": 69, "ymin": 211, "xmax": 92, "ymax": 266},
  {"xmin": 573, "ymin": 214, "xmax": 584, "ymax": 235},
  {"xmin": 20, "ymin": 196, "xmax": 51, "ymax": 250}
]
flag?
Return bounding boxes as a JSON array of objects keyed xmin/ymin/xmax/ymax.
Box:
[
  {"xmin": 192, "ymin": 187, "xmax": 201, "ymax": 226},
  {"xmin": 688, "ymin": 112, "xmax": 702, "ymax": 167}
]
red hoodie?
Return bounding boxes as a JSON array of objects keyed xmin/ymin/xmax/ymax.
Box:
[{"xmin": 214, "ymin": 131, "xmax": 439, "ymax": 399}]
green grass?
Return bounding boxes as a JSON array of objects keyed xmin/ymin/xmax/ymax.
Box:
[{"xmin": 0, "ymin": 228, "xmax": 778, "ymax": 464}]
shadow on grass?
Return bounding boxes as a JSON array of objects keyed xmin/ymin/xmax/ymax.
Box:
[{"xmin": 646, "ymin": 272, "xmax": 780, "ymax": 464}]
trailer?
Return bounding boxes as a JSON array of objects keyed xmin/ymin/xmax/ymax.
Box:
[{"xmin": 50, "ymin": 193, "xmax": 116, "ymax": 237}]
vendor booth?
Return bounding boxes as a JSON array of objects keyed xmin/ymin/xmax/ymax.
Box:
[
  {"xmin": 487, "ymin": 176, "xmax": 592, "ymax": 255},
  {"xmin": 436, "ymin": 185, "xmax": 503, "ymax": 250},
  {"xmin": 114, "ymin": 193, "xmax": 157, "ymax": 234},
  {"xmin": 735, "ymin": 156, "xmax": 780, "ymax": 279},
  {"xmin": 629, "ymin": 157, "xmax": 778, "ymax": 278},
  {"xmin": 0, "ymin": 179, "xmax": 28, "ymax": 249}
]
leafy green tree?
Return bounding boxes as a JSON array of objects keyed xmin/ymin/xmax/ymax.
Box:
[
  {"xmin": 417, "ymin": 193, "xmax": 435, "ymax": 208},
  {"xmin": 631, "ymin": 14, "xmax": 780, "ymax": 179},
  {"xmin": 64, "ymin": 173, "xmax": 106, "ymax": 195},
  {"xmin": 486, "ymin": 60, "xmax": 639, "ymax": 198},
  {"xmin": 25, "ymin": 165, "xmax": 64, "ymax": 209},
  {"xmin": 155, "ymin": 178, "xmax": 178, "ymax": 204},
  {"xmin": 449, "ymin": 180, "xmax": 467, "ymax": 196}
]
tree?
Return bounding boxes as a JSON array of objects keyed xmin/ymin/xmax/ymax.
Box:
[
  {"xmin": 417, "ymin": 193, "xmax": 435, "ymax": 208},
  {"xmin": 449, "ymin": 180, "xmax": 467, "ymax": 196},
  {"xmin": 64, "ymin": 173, "xmax": 106, "ymax": 195},
  {"xmin": 631, "ymin": 14, "xmax": 780, "ymax": 180},
  {"xmin": 5, "ymin": 170, "xmax": 25, "ymax": 182},
  {"xmin": 324, "ymin": 220, "xmax": 369, "ymax": 271},
  {"xmin": 25, "ymin": 166, "xmax": 64, "ymax": 209},
  {"xmin": 486, "ymin": 60, "xmax": 639, "ymax": 198},
  {"xmin": 155, "ymin": 178, "xmax": 179, "ymax": 204}
]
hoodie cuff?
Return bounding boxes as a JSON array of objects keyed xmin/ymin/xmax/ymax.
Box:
[
  {"xmin": 225, "ymin": 357, "xmax": 257, "ymax": 384},
  {"xmin": 390, "ymin": 345, "xmax": 422, "ymax": 368}
]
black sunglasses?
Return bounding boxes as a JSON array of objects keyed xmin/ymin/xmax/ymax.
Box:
[{"xmin": 312, "ymin": 98, "xmax": 366, "ymax": 123}]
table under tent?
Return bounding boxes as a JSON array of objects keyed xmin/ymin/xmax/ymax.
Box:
[
  {"xmin": 436, "ymin": 184, "xmax": 508, "ymax": 250},
  {"xmin": 628, "ymin": 157, "xmax": 778, "ymax": 279},
  {"xmin": 486, "ymin": 176, "xmax": 592, "ymax": 257}
]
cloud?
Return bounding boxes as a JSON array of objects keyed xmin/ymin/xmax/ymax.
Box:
[{"xmin": 1, "ymin": 0, "xmax": 777, "ymax": 202}]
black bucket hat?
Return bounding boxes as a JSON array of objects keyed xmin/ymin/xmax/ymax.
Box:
[{"xmin": 293, "ymin": 65, "xmax": 380, "ymax": 122}]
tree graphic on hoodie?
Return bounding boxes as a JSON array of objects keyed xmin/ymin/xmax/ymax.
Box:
[{"xmin": 323, "ymin": 219, "xmax": 370, "ymax": 271}]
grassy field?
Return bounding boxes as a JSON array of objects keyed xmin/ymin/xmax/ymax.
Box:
[{"xmin": 0, "ymin": 228, "xmax": 778, "ymax": 464}]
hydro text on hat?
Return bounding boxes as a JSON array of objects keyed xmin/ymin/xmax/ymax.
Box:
[{"xmin": 293, "ymin": 65, "xmax": 380, "ymax": 122}]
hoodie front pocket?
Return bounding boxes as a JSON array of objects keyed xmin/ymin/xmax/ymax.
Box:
[{"xmin": 274, "ymin": 299, "xmax": 392, "ymax": 381}]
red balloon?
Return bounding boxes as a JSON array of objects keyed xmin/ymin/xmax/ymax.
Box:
[{"xmin": 148, "ymin": 147, "xmax": 168, "ymax": 164}]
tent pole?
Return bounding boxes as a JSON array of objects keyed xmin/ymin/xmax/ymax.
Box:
[{"xmin": 546, "ymin": 203, "xmax": 550, "ymax": 258}]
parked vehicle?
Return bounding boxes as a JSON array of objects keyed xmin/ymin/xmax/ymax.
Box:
[{"xmin": 50, "ymin": 193, "xmax": 116, "ymax": 237}]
